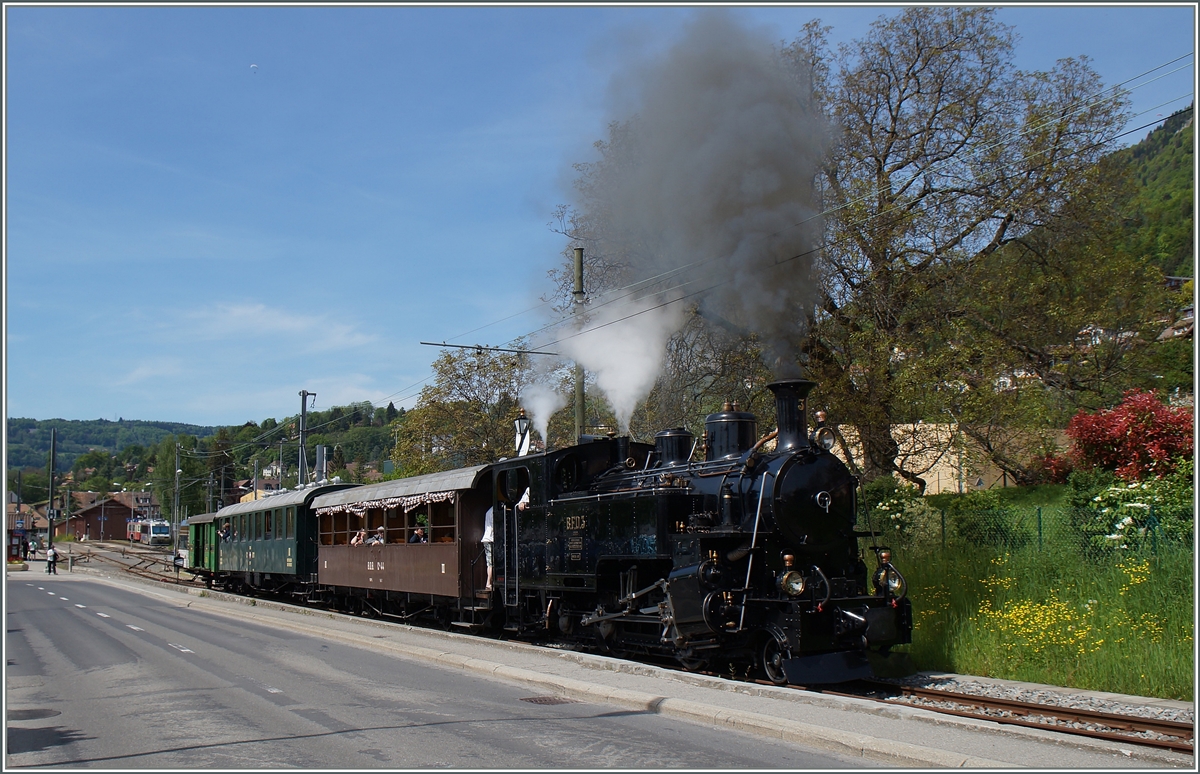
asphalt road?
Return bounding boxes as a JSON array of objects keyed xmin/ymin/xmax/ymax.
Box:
[{"xmin": 6, "ymin": 574, "xmax": 866, "ymax": 768}]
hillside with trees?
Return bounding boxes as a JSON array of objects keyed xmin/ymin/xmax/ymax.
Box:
[
  {"xmin": 1113, "ymin": 106, "xmax": 1194, "ymax": 278},
  {"xmin": 6, "ymin": 417, "xmax": 218, "ymax": 472}
]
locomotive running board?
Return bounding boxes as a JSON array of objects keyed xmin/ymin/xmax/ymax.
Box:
[{"xmin": 782, "ymin": 650, "xmax": 873, "ymax": 685}]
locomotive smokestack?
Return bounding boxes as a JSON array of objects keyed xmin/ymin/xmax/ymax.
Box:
[{"xmin": 767, "ymin": 379, "xmax": 817, "ymax": 451}]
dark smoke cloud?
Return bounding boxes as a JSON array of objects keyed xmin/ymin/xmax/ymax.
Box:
[
  {"xmin": 536, "ymin": 11, "xmax": 826, "ymax": 431},
  {"xmin": 589, "ymin": 11, "xmax": 826, "ymax": 375}
]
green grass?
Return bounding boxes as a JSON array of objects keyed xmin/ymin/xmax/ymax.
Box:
[{"xmin": 893, "ymin": 542, "xmax": 1193, "ymax": 700}]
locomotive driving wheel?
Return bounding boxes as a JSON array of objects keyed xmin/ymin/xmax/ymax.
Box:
[{"xmin": 759, "ymin": 633, "xmax": 790, "ymax": 686}]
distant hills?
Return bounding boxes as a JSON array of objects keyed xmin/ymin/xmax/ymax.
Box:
[{"xmin": 6, "ymin": 417, "xmax": 219, "ymax": 472}]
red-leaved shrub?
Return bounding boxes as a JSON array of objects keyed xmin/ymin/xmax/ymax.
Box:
[
  {"xmin": 1032, "ymin": 453, "xmax": 1074, "ymax": 484},
  {"xmin": 1066, "ymin": 390, "xmax": 1193, "ymax": 480}
]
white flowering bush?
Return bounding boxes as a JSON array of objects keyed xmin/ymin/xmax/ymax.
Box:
[
  {"xmin": 861, "ymin": 477, "xmax": 940, "ymax": 549},
  {"xmin": 1071, "ymin": 457, "xmax": 1193, "ymax": 553}
]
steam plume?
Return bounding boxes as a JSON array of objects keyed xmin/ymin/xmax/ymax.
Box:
[{"xmin": 539, "ymin": 11, "xmax": 825, "ymax": 431}]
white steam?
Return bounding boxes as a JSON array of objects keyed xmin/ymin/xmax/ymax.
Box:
[
  {"xmin": 519, "ymin": 381, "xmax": 568, "ymax": 445},
  {"xmin": 555, "ymin": 292, "xmax": 686, "ymax": 432}
]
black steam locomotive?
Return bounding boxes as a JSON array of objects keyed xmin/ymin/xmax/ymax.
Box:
[
  {"xmin": 194, "ymin": 378, "xmax": 911, "ymax": 685},
  {"xmin": 488, "ymin": 378, "xmax": 911, "ymax": 684}
]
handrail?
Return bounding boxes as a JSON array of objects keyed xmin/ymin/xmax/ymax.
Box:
[{"xmin": 736, "ymin": 470, "xmax": 773, "ymax": 632}]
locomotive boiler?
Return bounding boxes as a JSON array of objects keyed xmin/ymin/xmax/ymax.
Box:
[{"xmin": 488, "ymin": 378, "xmax": 912, "ymax": 684}]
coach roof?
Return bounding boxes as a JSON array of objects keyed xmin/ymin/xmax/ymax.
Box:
[
  {"xmin": 311, "ymin": 465, "xmax": 489, "ymax": 510},
  {"xmin": 215, "ymin": 482, "xmax": 359, "ymax": 517}
]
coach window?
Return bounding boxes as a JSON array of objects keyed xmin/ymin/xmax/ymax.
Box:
[
  {"xmin": 333, "ymin": 511, "xmax": 350, "ymax": 545},
  {"xmin": 430, "ymin": 498, "xmax": 455, "ymax": 543},
  {"xmin": 265, "ymin": 510, "xmax": 274, "ymax": 541},
  {"xmin": 385, "ymin": 506, "xmax": 402, "ymax": 544},
  {"xmin": 318, "ymin": 510, "xmax": 333, "ymax": 546},
  {"xmin": 365, "ymin": 507, "xmax": 384, "ymax": 540},
  {"xmin": 255, "ymin": 512, "xmax": 264, "ymax": 541},
  {"xmin": 286, "ymin": 507, "xmax": 295, "ymax": 539}
]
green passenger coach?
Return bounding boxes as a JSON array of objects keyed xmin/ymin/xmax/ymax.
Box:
[
  {"xmin": 205, "ymin": 482, "xmax": 357, "ymax": 595},
  {"xmin": 187, "ymin": 512, "xmax": 220, "ymax": 584}
]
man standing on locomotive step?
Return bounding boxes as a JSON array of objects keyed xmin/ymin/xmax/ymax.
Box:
[{"xmin": 482, "ymin": 507, "xmax": 494, "ymax": 591}]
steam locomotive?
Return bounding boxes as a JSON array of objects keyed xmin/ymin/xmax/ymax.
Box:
[{"xmin": 191, "ymin": 378, "xmax": 911, "ymax": 685}]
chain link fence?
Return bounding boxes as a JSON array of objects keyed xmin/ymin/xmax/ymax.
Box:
[{"xmin": 858, "ymin": 502, "xmax": 1192, "ymax": 560}]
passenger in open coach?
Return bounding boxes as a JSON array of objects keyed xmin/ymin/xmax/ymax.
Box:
[
  {"xmin": 350, "ymin": 528, "xmax": 366, "ymax": 546},
  {"xmin": 367, "ymin": 526, "xmax": 385, "ymax": 545},
  {"xmin": 408, "ymin": 527, "xmax": 427, "ymax": 544}
]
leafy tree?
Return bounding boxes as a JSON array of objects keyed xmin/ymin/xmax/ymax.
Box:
[
  {"xmin": 7, "ymin": 469, "xmax": 49, "ymax": 505},
  {"xmin": 392, "ymin": 347, "xmax": 533, "ymax": 475},
  {"xmin": 207, "ymin": 428, "xmax": 236, "ymax": 510},
  {"xmin": 787, "ymin": 8, "xmax": 1135, "ymax": 487},
  {"xmin": 149, "ymin": 435, "xmax": 207, "ymax": 522}
]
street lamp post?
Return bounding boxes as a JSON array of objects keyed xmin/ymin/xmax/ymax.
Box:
[{"xmin": 514, "ymin": 409, "xmax": 531, "ymax": 456}]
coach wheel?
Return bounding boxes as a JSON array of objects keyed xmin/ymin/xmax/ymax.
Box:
[{"xmin": 759, "ymin": 634, "xmax": 789, "ymax": 686}]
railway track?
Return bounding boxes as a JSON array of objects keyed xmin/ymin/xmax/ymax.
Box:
[
  {"xmin": 66, "ymin": 543, "xmax": 201, "ymax": 586},
  {"xmin": 835, "ymin": 681, "xmax": 1194, "ymax": 754}
]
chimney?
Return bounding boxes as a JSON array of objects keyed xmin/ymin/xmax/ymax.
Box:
[{"xmin": 767, "ymin": 379, "xmax": 817, "ymax": 451}]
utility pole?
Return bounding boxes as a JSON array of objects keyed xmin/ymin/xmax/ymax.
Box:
[
  {"xmin": 278, "ymin": 439, "xmax": 285, "ymax": 490},
  {"xmin": 46, "ymin": 428, "xmax": 57, "ymax": 547},
  {"xmin": 206, "ymin": 472, "xmax": 214, "ymax": 514},
  {"xmin": 253, "ymin": 458, "xmax": 259, "ymax": 501},
  {"xmin": 173, "ymin": 444, "xmax": 181, "ymax": 554},
  {"xmin": 573, "ymin": 247, "xmax": 585, "ymax": 442},
  {"xmin": 298, "ymin": 390, "xmax": 315, "ymax": 487}
]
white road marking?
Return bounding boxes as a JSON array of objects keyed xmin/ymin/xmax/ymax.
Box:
[
  {"xmin": 27, "ymin": 584, "xmax": 34, "ymax": 587},
  {"xmin": 75, "ymin": 604, "xmax": 86, "ymax": 608},
  {"xmin": 47, "ymin": 592, "xmax": 55, "ymax": 596},
  {"xmin": 36, "ymin": 587, "xmax": 43, "ymax": 590},
  {"xmin": 168, "ymin": 643, "xmax": 194, "ymax": 653},
  {"xmin": 96, "ymin": 613, "xmax": 110, "ymax": 618},
  {"xmin": 59, "ymin": 597, "xmax": 69, "ymax": 601},
  {"xmin": 127, "ymin": 625, "xmax": 144, "ymax": 631}
]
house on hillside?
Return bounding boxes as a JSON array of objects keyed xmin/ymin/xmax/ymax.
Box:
[{"xmin": 1157, "ymin": 305, "xmax": 1194, "ymax": 341}]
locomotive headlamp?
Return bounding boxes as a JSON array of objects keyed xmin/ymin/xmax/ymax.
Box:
[
  {"xmin": 778, "ymin": 570, "xmax": 806, "ymax": 597},
  {"xmin": 813, "ymin": 427, "xmax": 836, "ymax": 451},
  {"xmin": 872, "ymin": 566, "xmax": 907, "ymax": 598}
]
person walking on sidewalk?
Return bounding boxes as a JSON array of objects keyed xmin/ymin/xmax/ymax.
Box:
[{"xmin": 46, "ymin": 545, "xmax": 59, "ymax": 575}]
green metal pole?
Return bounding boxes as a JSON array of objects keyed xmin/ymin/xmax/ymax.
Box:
[
  {"xmin": 1037, "ymin": 507, "xmax": 1042, "ymax": 551},
  {"xmin": 940, "ymin": 509, "xmax": 946, "ymax": 550}
]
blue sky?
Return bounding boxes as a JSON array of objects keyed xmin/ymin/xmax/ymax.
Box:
[{"xmin": 4, "ymin": 4, "xmax": 1195, "ymax": 427}]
